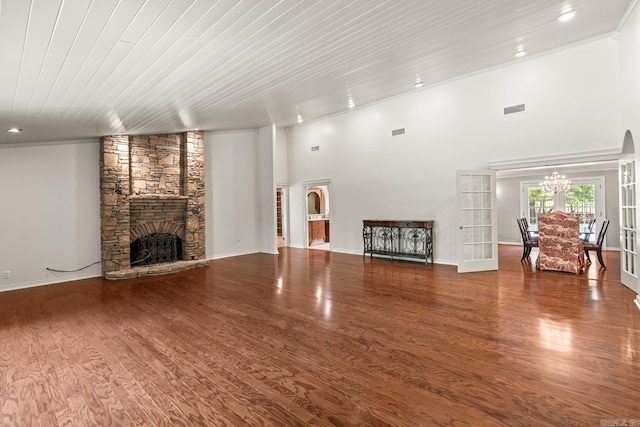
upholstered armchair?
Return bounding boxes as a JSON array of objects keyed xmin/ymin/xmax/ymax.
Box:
[{"xmin": 536, "ymin": 211, "xmax": 584, "ymax": 274}]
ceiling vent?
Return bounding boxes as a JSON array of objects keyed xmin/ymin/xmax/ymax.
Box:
[
  {"xmin": 504, "ymin": 104, "xmax": 525, "ymax": 115},
  {"xmin": 392, "ymin": 128, "xmax": 406, "ymax": 136},
  {"xmin": 311, "ymin": 145, "xmax": 320, "ymax": 152}
]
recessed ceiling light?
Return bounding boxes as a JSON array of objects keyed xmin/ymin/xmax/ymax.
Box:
[
  {"xmin": 414, "ymin": 80, "xmax": 424, "ymax": 88},
  {"xmin": 348, "ymin": 99, "xmax": 355, "ymax": 109},
  {"xmin": 557, "ymin": 10, "xmax": 577, "ymax": 22},
  {"xmin": 7, "ymin": 128, "xmax": 22, "ymax": 133},
  {"xmin": 515, "ymin": 49, "xmax": 527, "ymax": 58},
  {"xmin": 297, "ymin": 115, "xmax": 303, "ymax": 123}
]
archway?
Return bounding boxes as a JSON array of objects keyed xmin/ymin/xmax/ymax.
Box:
[{"xmin": 622, "ymin": 130, "xmax": 635, "ymax": 155}]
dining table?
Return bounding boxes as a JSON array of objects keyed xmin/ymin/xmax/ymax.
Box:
[{"xmin": 528, "ymin": 223, "xmax": 592, "ymax": 241}]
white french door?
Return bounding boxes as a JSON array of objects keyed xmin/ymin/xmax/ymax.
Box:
[
  {"xmin": 521, "ymin": 182, "xmax": 555, "ymax": 229},
  {"xmin": 619, "ymin": 159, "xmax": 637, "ymax": 292},
  {"xmin": 457, "ymin": 170, "xmax": 498, "ymax": 273}
]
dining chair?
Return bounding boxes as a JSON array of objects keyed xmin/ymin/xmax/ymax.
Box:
[
  {"xmin": 517, "ymin": 217, "xmax": 539, "ymax": 261},
  {"xmin": 520, "ymin": 217, "xmax": 539, "ymax": 239},
  {"xmin": 581, "ymin": 218, "xmax": 596, "ymax": 242},
  {"xmin": 584, "ymin": 219, "xmax": 610, "ymax": 268}
]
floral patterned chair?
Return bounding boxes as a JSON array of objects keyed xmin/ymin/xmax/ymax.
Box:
[{"xmin": 536, "ymin": 211, "xmax": 584, "ymax": 274}]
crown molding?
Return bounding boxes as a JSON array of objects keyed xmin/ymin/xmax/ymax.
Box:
[{"xmin": 488, "ymin": 148, "xmax": 622, "ymax": 171}]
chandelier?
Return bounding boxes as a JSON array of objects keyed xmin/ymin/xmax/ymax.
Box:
[{"xmin": 540, "ymin": 170, "xmax": 571, "ymax": 193}]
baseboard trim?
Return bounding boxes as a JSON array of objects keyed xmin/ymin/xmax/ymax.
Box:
[
  {"xmin": 0, "ymin": 273, "xmax": 102, "ymax": 293},
  {"xmin": 210, "ymin": 250, "xmax": 259, "ymax": 260}
]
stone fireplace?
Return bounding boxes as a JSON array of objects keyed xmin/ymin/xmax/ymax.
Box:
[{"xmin": 99, "ymin": 131, "xmax": 208, "ymax": 279}]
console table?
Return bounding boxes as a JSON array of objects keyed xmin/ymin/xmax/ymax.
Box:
[{"xmin": 362, "ymin": 220, "xmax": 434, "ymax": 265}]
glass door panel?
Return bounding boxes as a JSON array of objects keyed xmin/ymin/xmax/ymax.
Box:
[
  {"xmin": 525, "ymin": 186, "xmax": 554, "ymax": 231},
  {"xmin": 620, "ymin": 160, "xmax": 637, "ymax": 289},
  {"xmin": 458, "ymin": 170, "xmax": 497, "ymax": 273},
  {"xmin": 565, "ymin": 183, "xmax": 596, "ymax": 242}
]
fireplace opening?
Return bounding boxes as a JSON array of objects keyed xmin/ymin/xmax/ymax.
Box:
[{"xmin": 130, "ymin": 233, "xmax": 183, "ymax": 266}]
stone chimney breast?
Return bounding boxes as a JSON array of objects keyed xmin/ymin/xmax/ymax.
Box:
[{"xmin": 99, "ymin": 131, "xmax": 208, "ymax": 279}]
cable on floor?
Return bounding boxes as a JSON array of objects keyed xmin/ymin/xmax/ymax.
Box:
[{"xmin": 46, "ymin": 261, "xmax": 101, "ymax": 273}]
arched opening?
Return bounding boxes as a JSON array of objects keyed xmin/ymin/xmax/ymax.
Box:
[
  {"xmin": 622, "ymin": 129, "xmax": 635, "ymax": 154},
  {"xmin": 307, "ymin": 191, "xmax": 321, "ymax": 214}
]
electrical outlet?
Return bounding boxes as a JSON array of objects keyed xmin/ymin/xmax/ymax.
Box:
[{"xmin": 2, "ymin": 271, "xmax": 9, "ymax": 279}]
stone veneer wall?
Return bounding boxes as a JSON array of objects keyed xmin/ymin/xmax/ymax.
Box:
[
  {"xmin": 129, "ymin": 197, "xmax": 187, "ymax": 241},
  {"xmin": 130, "ymin": 134, "xmax": 183, "ymax": 195},
  {"xmin": 181, "ymin": 132, "xmax": 206, "ymax": 260},
  {"xmin": 99, "ymin": 131, "xmax": 206, "ymax": 278}
]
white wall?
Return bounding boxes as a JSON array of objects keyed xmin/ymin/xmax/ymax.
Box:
[
  {"xmin": 620, "ymin": 4, "xmax": 640, "ymax": 136},
  {"xmin": 256, "ymin": 125, "xmax": 278, "ymax": 254},
  {"xmin": 287, "ymin": 38, "xmax": 621, "ymax": 263},
  {"xmin": 0, "ymin": 141, "xmax": 101, "ymax": 291},
  {"xmin": 205, "ymin": 131, "xmax": 260, "ymax": 259},
  {"xmin": 275, "ymin": 127, "xmax": 288, "ymax": 185}
]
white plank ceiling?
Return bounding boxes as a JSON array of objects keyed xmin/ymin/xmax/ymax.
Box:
[{"xmin": 0, "ymin": 0, "xmax": 633, "ymax": 145}]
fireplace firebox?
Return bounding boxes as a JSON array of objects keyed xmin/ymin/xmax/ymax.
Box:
[{"xmin": 131, "ymin": 233, "xmax": 183, "ymax": 266}]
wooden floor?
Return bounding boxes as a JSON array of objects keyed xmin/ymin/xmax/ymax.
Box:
[{"xmin": 1, "ymin": 246, "xmax": 639, "ymax": 426}]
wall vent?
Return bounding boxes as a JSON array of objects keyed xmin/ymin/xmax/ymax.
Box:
[
  {"xmin": 391, "ymin": 128, "xmax": 405, "ymax": 136},
  {"xmin": 504, "ymin": 104, "xmax": 525, "ymax": 115},
  {"xmin": 311, "ymin": 145, "xmax": 320, "ymax": 152}
]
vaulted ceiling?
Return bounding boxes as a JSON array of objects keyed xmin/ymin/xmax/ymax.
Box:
[{"xmin": 0, "ymin": 0, "xmax": 633, "ymax": 145}]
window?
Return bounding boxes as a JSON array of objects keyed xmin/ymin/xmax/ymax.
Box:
[
  {"xmin": 525, "ymin": 187, "xmax": 554, "ymax": 228},
  {"xmin": 521, "ymin": 177, "xmax": 604, "ymax": 243}
]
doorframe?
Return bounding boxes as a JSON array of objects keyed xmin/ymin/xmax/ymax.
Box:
[
  {"xmin": 303, "ymin": 179, "xmax": 332, "ymax": 249},
  {"xmin": 277, "ymin": 184, "xmax": 290, "ymax": 248},
  {"xmin": 520, "ymin": 176, "xmax": 606, "ymax": 246}
]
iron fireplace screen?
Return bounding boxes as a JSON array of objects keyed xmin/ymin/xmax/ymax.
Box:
[{"xmin": 131, "ymin": 233, "xmax": 181, "ymax": 266}]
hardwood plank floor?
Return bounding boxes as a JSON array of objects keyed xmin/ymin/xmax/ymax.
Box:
[{"xmin": 1, "ymin": 245, "xmax": 638, "ymax": 426}]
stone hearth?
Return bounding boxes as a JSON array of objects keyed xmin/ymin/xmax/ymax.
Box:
[{"xmin": 99, "ymin": 131, "xmax": 207, "ymax": 279}]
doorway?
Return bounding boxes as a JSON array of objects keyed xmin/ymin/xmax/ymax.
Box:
[
  {"xmin": 276, "ymin": 186, "xmax": 289, "ymax": 250},
  {"xmin": 304, "ymin": 181, "xmax": 331, "ymax": 251},
  {"xmin": 521, "ymin": 177, "xmax": 605, "ymax": 245}
]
